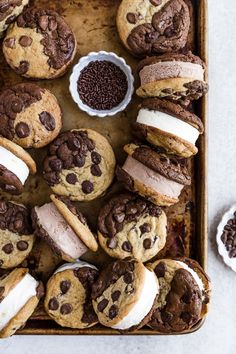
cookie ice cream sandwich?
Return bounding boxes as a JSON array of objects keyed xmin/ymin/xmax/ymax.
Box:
[
  {"xmin": 45, "ymin": 261, "xmax": 99, "ymax": 329},
  {"xmin": 0, "ymin": 0, "xmax": 29, "ymax": 38},
  {"xmin": 0, "ymin": 137, "xmax": 36, "ymax": 194},
  {"xmin": 98, "ymin": 193, "xmax": 167, "ymax": 262},
  {"xmin": 134, "ymin": 98, "xmax": 204, "ymax": 157},
  {"xmin": 0, "ymin": 268, "xmax": 44, "ymax": 338},
  {"xmin": 136, "ymin": 52, "xmax": 208, "ymax": 101},
  {"xmin": 92, "ymin": 260, "xmax": 158, "ymax": 331},
  {"xmin": 32, "ymin": 195, "xmax": 98, "ymax": 262},
  {"xmin": 116, "ymin": 143, "xmax": 191, "ymax": 206},
  {"xmin": 148, "ymin": 258, "xmax": 211, "ymax": 333}
]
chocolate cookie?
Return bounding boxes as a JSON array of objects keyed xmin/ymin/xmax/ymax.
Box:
[
  {"xmin": 148, "ymin": 258, "xmax": 211, "ymax": 333},
  {"xmin": 116, "ymin": 143, "xmax": 191, "ymax": 206},
  {"xmin": 0, "ymin": 137, "xmax": 36, "ymax": 195},
  {"xmin": 0, "ymin": 268, "xmax": 44, "ymax": 338},
  {"xmin": 45, "ymin": 261, "xmax": 99, "ymax": 329},
  {"xmin": 117, "ymin": 0, "xmax": 190, "ymax": 57},
  {"xmin": 0, "ymin": 83, "xmax": 62, "ymax": 148},
  {"xmin": 43, "ymin": 129, "xmax": 116, "ymax": 201},
  {"xmin": 92, "ymin": 259, "xmax": 158, "ymax": 331},
  {"xmin": 0, "ymin": 0, "xmax": 29, "ymax": 38},
  {"xmin": 0, "ymin": 199, "xmax": 34, "ymax": 269},
  {"xmin": 3, "ymin": 7, "xmax": 77, "ymax": 79},
  {"xmin": 98, "ymin": 193, "xmax": 167, "ymax": 262},
  {"xmin": 134, "ymin": 98, "xmax": 204, "ymax": 157},
  {"xmin": 136, "ymin": 52, "xmax": 208, "ymax": 101},
  {"xmin": 32, "ymin": 194, "xmax": 98, "ymax": 262}
]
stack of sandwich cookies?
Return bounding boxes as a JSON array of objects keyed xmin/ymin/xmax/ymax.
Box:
[
  {"xmin": 92, "ymin": 260, "xmax": 159, "ymax": 331},
  {"xmin": 148, "ymin": 258, "xmax": 211, "ymax": 332},
  {"xmin": 0, "ymin": 200, "xmax": 34, "ymax": 269},
  {"xmin": 3, "ymin": 7, "xmax": 77, "ymax": 79},
  {"xmin": 43, "ymin": 129, "xmax": 116, "ymax": 201},
  {"xmin": 98, "ymin": 193, "xmax": 167, "ymax": 262},
  {"xmin": 32, "ymin": 194, "xmax": 98, "ymax": 262},
  {"xmin": 116, "ymin": 143, "xmax": 191, "ymax": 206},
  {"xmin": 0, "ymin": 0, "xmax": 29, "ymax": 38},
  {"xmin": 136, "ymin": 52, "xmax": 208, "ymax": 100},
  {"xmin": 116, "ymin": 0, "xmax": 190, "ymax": 57},
  {"xmin": 134, "ymin": 98, "xmax": 204, "ymax": 157},
  {"xmin": 0, "ymin": 83, "xmax": 62, "ymax": 148},
  {"xmin": 45, "ymin": 261, "xmax": 99, "ymax": 329},
  {"xmin": 0, "ymin": 268, "xmax": 44, "ymax": 338},
  {"xmin": 0, "ymin": 137, "xmax": 36, "ymax": 194}
]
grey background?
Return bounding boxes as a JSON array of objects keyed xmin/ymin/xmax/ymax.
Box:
[{"xmin": 0, "ymin": 0, "xmax": 234, "ymax": 353}]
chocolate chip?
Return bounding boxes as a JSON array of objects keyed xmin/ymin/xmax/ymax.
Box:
[
  {"xmin": 114, "ymin": 212, "xmax": 125, "ymax": 223},
  {"xmin": 91, "ymin": 164, "xmax": 102, "ymax": 177},
  {"xmin": 60, "ymin": 303, "xmax": 73, "ymax": 315},
  {"xmin": 67, "ymin": 138, "xmax": 81, "ymax": 151},
  {"xmin": 49, "ymin": 159, "xmax": 63, "ymax": 172},
  {"xmin": 181, "ymin": 312, "xmax": 192, "ymax": 324},
  {"xmin": 123, "ymin": 271, "xmax": 134, "ymax": 284},
  {"xmin": 39, "ymin": 15, "xmax": 49, "ymax": 31},
  {"xmin": 97, "ymin": 298, "xmax": 108, "ymax": 312},
  {"xmin": 19, "ymin": 36, "xmax": 32, "ymax": 47},
  {"xmin": 2, "ymin": 243, "xmax": 13, "ymax": 254},
  {"xmin": 0, "ymin": 201, "xmax": 7, "ymax": 214},
  {"xmin": 181, "ymin": 291, "xmax": 192, "ymax": 304},
  {"xmin": 66, "ymin": 173, "xmax": 77, "ymax": 185},
  {"xmin": 4, "ymin": 37, "xmax": 15, "ymax": 48},
  {"xmin": 16, "ymin": 61, "xmax": 29, "ymax": 75},
  {"xmin": 111, "ymin": 290, "xmax": 121, "ymax": 302},
  {"xmin": 91, "ymin": 151, "xmax": 101, "ymax": 165},
  {"xmin": 143, "ymin": 238, "xmax": 152, "ymax": 249},
  {"xmin": 6, "ymin": 15, "xmax": 16, "ymax": 24},
  {"xmin": 107, "ymin": 238, "xmax": 118, "ymax": 249},
  {"xmin": 17, "ymin": 241, "xmax": 28, "ymax": 251},
  {"xmin": 150, "ymin": 0, "xmax": 162, "ymax": 5},
  {"xmin": 122, "ymin": 241, "xmax": 132, "ymax": 253},
  {"xmin": 82, "ymin": 181, "xmax": 94, "ymax": 194},
  {"xmin": 109, "ymin": 305, "xmax": 118, "ymax": 319},
  {"xmin": 49, "ymin": 18, "xmax": 58, "ymax": 31},
  {"xmin": 161, "ymin": 311, "xmax": 173, "ymax": 323},
  {"xmin": 48, "ymin": 297, "xmax": 59, "ymax": 311},
  {"xmin": 154, "ymin": 262, "xmax": 166, "ymax": 278},
  {"xmin": 15, "ymin": 122, "xmax": 30, "ymax": 138},
  {"xmin": 229, "ymin": 248, "xmax": 236, "ymax": 258},
  {"xmin": 125, "ymin": 284, "xmax": 134, "ymax": 295},
  {"xmin": 140, "ymin": 223, "xmax": 151, "ymax": 234},
  {"xmin": 36, "ymin": 281, "xmax": 45, "ymax": 299},
  {"xmin": 86, "ymin": 138, "xmax": 95, "ymax": 151},
  {"xmin": 60, "ymin": 280, "xmax": 71, "ymax": 294},
  {"xmin": 14, "ymin": 219, "xmax": 23, "ymax": 231},
  {"xmin": 126, "ymin": 12, "xmax": 138, "ymax": 24},
  {"xmin": 39, "ymin": 111, "xmax": 56, "ymax": 131},
  {"xmin": 74, "ymin": 155, "xmax": 85, "ymax": 167}
]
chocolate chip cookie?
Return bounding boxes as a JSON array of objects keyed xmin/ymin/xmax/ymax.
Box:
[
  {"xmin": 43, "ymin": 129, "xmax": 116, "ymax": 201},
  {"xmin": 116, "ymin": 143, "xmax": 191, "ymax": 206},
  {"xmin": 3, "ymin": 7, "xmax": 77, "ymax": 79},
  {"xmin": 0, "ymin": 199, "xmax": 34, "ymax": 269},
  {"xmin": 98, "ymin": 193, "xmax": 167, "ymax": 262},
  {"xmin": 0, "ymin": 83, "xmax": 62, "ymax": 148},
  {"xmin": 117, "ymin": 0, "xmax": 190, "ymax": 57},
  {"xmin": 0, "ymin": 268, "xmax": 44, "ymax": 338},
  {"xmin": 45, "ymin": 261, "xmax": 99, "ymax": 329},
  {"xmin": 92, "ymin": 259, "xmax": 159, "ymax": 331},
  {"xmin": 136, "ymin": 52, "xmax": 209, "ymax": 100},
  {"xmin": 0, "ymin": 0, "xmax": 29, "ymax": 38},
  {"xmin": 148, "ymin": 258, "xmax": 211, "ymax": 333},
  {"xmin": 0, "ymin": 137, "xmax": 36, "ymax": 195},
  {"xmin": 32, "ymin": 194, "xmax": 98, "ymax": 262},
  {"xmin": 134, "ymin": 98, "xmax": 204, "ymax": 157}
]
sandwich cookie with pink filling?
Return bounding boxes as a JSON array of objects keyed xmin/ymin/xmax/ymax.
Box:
[
  {"xmin": 32, "ymin": 194, "xmax": 98, "ymax": 262},
  {"xmin": 116, "ymin": 143, "xmax": 191, "ymax": 206}
]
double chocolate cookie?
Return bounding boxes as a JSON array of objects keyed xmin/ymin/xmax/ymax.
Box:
[
  {"xmin": 43, "ymin": 129, "xmax": 116, "ymax": 201},
  {"xmin": 0, "ymin": 199, "xmax": 34, "ymax": 269},
  {"xmin": 3, "ymin": 7, "xmax": 77, "ymax": 79},
  {"xmin": 148, "ymin": 258, "xmax": 211, "ymax": 333},
  {"xmin": 45, "ymin": 261, "xmax": 99, "ymax": 329},
  {"xmin": 116, "ymin": 143, "xmax": 191, "ymax": 206},
  {"xmin": 0, "ymin": 83, "xmax": 62, "ymax": 148},
  {"xmin": 0, "ymin": 0, "xmax": 29, "ymax": 38},
  {"xmin": 92, "ymin": 260, "xmax": 159, "ymax": 331},
  {"xmin": 117, "ymin": 0, "xmax": 190, "ymax": 57},
  {"xmin": 136, "ymin": 52, "xmax": 208, "ymax": 100},
  {"xmin": 134, "ymin": 98, "xmax": 204, "ymax": 157},
  {"xmin": 98, "ymin": 193, "xmax": 167, "ymax": 262}
]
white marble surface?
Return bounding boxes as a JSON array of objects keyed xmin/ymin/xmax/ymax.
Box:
[{"xmin": 0, "ymin": 0, "xmax": 235, "ymax": 353}]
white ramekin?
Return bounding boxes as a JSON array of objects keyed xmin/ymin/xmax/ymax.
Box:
[
  {"xmin": 216, "ymin": 205, "xmax": 236, "ymax": 272},
  {"xmin": 69, "ymin": 51, "xmax": 134, "ymax": 118}
]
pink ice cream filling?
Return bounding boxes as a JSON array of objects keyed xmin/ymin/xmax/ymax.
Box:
[
  {"xmin": 123, "ymin": 156, "xmax": 184, "ymax": 199},
  {"xmin": 35, "ymin": 203, "xmax": 88, "ymax": 260},
  {"xmin": 139, "ymin": 61, "xmax": 204, "ymax": 86}
]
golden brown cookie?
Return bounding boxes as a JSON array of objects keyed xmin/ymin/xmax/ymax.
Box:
[{"xmin": 0, "ymin": 0, "xmax": 29, "ymax": 38}]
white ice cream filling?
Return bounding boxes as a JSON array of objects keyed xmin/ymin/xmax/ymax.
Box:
[
  {"xmin": 54, "ymin": 260, "xmax": 98, "ymax": 275},
  {"xmin": 137, "ymin": 109, "xmax": 200, "ymax": 145},
  {"xmin": 112, "ymin": 268, "xmax": 158, "ymax": 330},
  {"xmin": 0, "ymin": 273, "xmax": 38, "ymax": 331},
  {"xmin": 0, "ymin": 146, "xmax": 29, "ymax": 184},
  {"xmin": 176, "ymin": 261, "xmax": 205, "ymax": 295}
]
